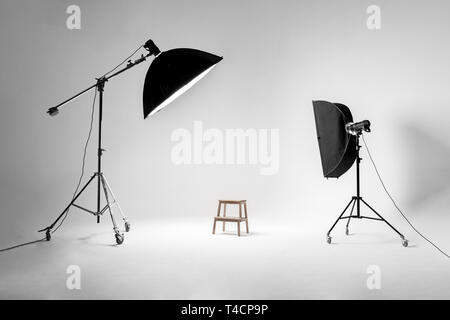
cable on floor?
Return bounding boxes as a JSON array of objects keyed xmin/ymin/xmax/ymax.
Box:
[{"xmin": 361, "ymin": 134, "xmax": 450, "ymax": 260}]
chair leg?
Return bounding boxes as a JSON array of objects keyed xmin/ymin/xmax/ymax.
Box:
[
  {"xmin": 237, "ymin": 222, "xmax": 241, "ymax": 236},
  {"xmin": 244, "ymin": 202, "xmax": 249, "ymax": 233},
  {"xmin": 217, "ymin": 202, "xmax": 221, "ymax": 217},
  {"xmin": 223, "ymin": 204, "xmax": 227, "ymax": 232},
  {"xmin": 212, "ymin": 219, "xmax": 216, "ymax": 234}
]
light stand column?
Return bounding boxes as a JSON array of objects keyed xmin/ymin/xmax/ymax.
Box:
[
  {"xmin": 96, "ymin": 78, "xmax": 105, "ymax": 224},
  {"xmin": 356, "ymin": 134, "xmax": 361, "ymax": 218}
]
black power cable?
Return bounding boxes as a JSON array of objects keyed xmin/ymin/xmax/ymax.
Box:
[
  {"xmin": 101, "ymin": 45, "xmax": 143, "ymax": 78},
  {"xmin": 361, "ymin": 134, "xmax": 450, "ymax": 260},
  {"xmin": 0, "ymin": 238, "xmax": 46, "ymax": 253},
  {"xmin": 51, "ymin": 88, "xmax": 97, "ymax": 234},
  {"xmin": 0, "ymin": 90, "xmax": 97, "ymax": 253}
]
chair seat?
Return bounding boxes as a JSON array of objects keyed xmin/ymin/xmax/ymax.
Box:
[
  {"xmin": 219, "ymin": 200, "xmax": 246, "ymax": 204},
  {"xmin": 214, "ymin": 216, "xmax": 247, "ymax": 222}
]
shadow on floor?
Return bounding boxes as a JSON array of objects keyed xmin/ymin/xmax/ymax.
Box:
[{"xmin": 401, "ymin": 123, "xmax": 450, "ymax": 209}]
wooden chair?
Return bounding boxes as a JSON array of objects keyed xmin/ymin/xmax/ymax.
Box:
[{"xmin": 212, "ymin": 200, "xmax": 249, "ymax": 236}]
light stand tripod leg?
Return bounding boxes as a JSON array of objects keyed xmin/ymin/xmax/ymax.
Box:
[
  {"xmin": 360, "ymin": 198, "xmax": 408, "ymax": 247},
  {"xmin": 345, "ymin": 199, "xmax": 356, "ymax": 236},
  {"xmin": 39, "ymin": 174, "xmax": 97, "ymax": 240},
  {"xmin": 101, "ymin": 174, "xmax": 130, "ymax": 232},
  {"xmin": 327, "ymin": 197, "xmax": 355, "ymax": 243},
  {"xmin": 100, "ymin": 174, "xmax": 124, "ymax": 245}
]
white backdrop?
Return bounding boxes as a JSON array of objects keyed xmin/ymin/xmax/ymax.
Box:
[{"xmin": 0, "ymin": 0, "xmax": 449, "ymax": 259}]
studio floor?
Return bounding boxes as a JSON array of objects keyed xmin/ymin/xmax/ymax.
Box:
[{"xmin": 0, "ymin": 216, "xmax": 449, "ymax": 299}]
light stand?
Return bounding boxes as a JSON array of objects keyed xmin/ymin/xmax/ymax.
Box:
[
  {"xmin": 326, "ymin": 132, "xmax": 409, "ymax": 247},
  {"xmin": 40, "ymin": 39, "xmax": 222, "ymax": 245},
  {"xmin": 39, "ymin": 50, "xmax": 157, "ymax": 245}
]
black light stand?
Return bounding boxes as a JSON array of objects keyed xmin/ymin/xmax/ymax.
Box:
[
  {"xmin": 326, "ymin": 132, "xmax": 409, "ymax": 247},
  {"xmin": 39, "ymin": 48, "xmax": 158, "ymax": 245}
]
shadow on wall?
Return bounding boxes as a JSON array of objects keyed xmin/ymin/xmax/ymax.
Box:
[{"xmin": 402, "ymin": 123, "xmax": 450, "ymax": 209}]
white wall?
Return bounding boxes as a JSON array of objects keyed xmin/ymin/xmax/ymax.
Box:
[{"xmin": 1, "ymin": 0, "xmax": 449, "ymax": 243}]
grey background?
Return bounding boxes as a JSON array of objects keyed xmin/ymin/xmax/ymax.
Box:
[{"xmin": 0, "ymin": 0, "xmax": 449, "ymax": 299}]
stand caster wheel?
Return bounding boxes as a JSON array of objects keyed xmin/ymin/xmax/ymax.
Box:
[
  {"xmin": 345, "ymin": 227, "xmax": 349, "ymax": 236},
  {"xmin": 402, "ymin": 239, "xmax": 408, "ymax": 247},
  {"xmin": 125, "ymin": 221, "xmax": 131, "ymax": 232},
  {"xmin": 115, "ymin": 233, "xmax": 124, "ymax": 245},
  {"xmin": 45, "ymin": 230, "xmax": 51, "ymax": 241},
  {"xmin": 326, "ymin": 236, "xmax": 332, "ymax": 244}
]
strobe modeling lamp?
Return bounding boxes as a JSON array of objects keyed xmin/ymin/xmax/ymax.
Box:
[
  {"xmin": 39, "ymin": 38, "xmax": 222, "ymax": 244},
  {"xmin": 312, "ymin": 100, "xmax": 408, "ymax": 247}
]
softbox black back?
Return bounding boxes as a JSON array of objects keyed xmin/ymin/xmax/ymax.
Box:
[
  {"xmin": 312, "ymin": 100, "xmax": 356, "ymax": 178},
  {"xmin": 143, "ymin": 48, "xmax": 222, "ymax": 118}
]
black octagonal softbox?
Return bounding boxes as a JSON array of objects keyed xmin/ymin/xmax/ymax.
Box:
[{"xmin": 143, "ymin": 48, "xmax": 223, "ymax": 118}]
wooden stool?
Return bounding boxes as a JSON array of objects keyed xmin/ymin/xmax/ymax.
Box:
[{"xmin": 212, "ymin": 200, "xmax": 249, "ymax": 236}]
